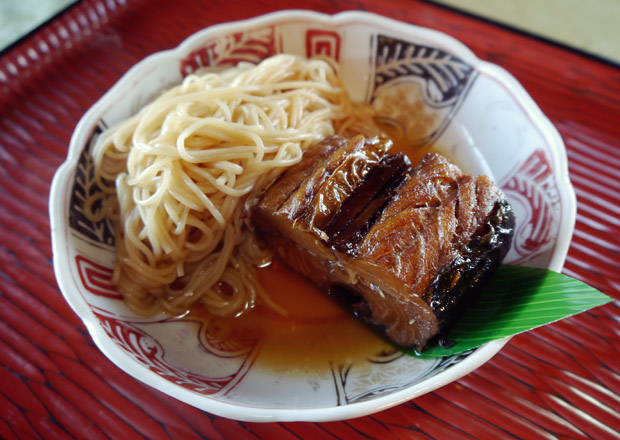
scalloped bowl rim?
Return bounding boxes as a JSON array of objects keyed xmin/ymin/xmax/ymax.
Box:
[{"xmin": 49, "ymin": 9, "xmax": 576, "ymax": 422}]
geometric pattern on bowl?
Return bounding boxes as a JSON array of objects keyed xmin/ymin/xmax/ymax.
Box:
[{"xmin": 50, "ymin": 10, "xmax": 575, "ymax": 422}]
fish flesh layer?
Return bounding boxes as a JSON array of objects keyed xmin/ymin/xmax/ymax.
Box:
[{"xmin": 249, "ymin": 135, "xmax": 515, "ymax": 351}]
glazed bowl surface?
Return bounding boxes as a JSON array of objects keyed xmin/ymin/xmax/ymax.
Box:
[{"xmin": 49, "ymin": 10, "xmax": 575, "ymax": 422}]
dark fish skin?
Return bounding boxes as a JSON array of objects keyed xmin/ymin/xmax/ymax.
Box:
[
  {"xmin": 327, "ymin": 153, "xmax": 411, "ymax": 251},
  {"xmin": 250, "ymin": 136, "xmax": 515, "ymax": 351},
  {"xmin": 428, "ymin": 194, "xmax": 515, "ymax": 334}
]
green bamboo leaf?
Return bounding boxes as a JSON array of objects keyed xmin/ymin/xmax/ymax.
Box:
[{"xmin": 412, "ymin": 265, "xmax": 614, "ymax": 359}]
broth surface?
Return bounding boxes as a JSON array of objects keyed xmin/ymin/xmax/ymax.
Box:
[{"xmin": 192, "ymin": 260, "xmax": 394, "ymax": 376}]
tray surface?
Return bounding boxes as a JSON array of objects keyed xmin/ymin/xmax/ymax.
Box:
[{"xmin": 1, "ymin": 0, "xmax": 619, "ymax": 438}]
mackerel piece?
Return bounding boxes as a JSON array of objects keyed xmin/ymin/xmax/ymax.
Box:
[{"xmin": 251, "ymin": 135, "xmax": 515, "ymax": 351}]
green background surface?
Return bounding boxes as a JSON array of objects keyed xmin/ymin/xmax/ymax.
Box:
[
  {"xmin": 433, "ymin": 0, "xmax": 620, "ymax": 63},
  {"xmin": 1, "ymin": 0, "xmax": 78, "ymax": 51}
]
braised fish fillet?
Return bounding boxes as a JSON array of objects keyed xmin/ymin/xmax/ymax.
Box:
[{"xmin": 250, "ymin": 135, "xmax": 515, "ymax": 351}]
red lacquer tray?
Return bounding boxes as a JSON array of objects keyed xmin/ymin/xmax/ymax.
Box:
[{"xmin": 1, "ymin": 0, "xmax": 619, "ymax": 438}]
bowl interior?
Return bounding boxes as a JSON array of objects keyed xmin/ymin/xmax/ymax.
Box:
[{"xmin": 50, "ymin": 10, "xmax": 575, "ymax": 422}]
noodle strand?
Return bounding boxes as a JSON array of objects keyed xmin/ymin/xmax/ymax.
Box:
[{"xmin": 88, "ymin": 54, "xmax": 382, "ymax": 317}]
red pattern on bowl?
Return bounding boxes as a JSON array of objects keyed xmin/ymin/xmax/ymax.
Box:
[{"xmin": 49, "ymin": 10, "xmax": 575, "ymax": 421}]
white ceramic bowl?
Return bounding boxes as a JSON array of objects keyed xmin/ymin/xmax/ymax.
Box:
[{"xmin": 49, "ymin": 10, "xmax": 576, "ymax": 422}]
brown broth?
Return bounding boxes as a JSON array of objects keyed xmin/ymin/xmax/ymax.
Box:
[{"xmin": 191, "ymin": 259, "xmax": 393, "ymax": 376}]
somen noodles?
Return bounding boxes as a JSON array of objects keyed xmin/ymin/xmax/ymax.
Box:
[{"xmin": 88, "ymin": 54, "xmax": 382, "ymax": 317}]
